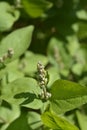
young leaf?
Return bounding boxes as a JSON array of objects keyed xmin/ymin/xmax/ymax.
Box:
[
  {"xmin": 50, "ymin": 80, "xmax": 87, "ymax": 114},
  {"xmin": 21, "ymin": 0, "xmax": 52, "ymax": 18},
  {"xmin": 0, "ymin": 25, "xmax": 34, "ymax": 64},
  {"xmin": 41, "ymin": 111, "xmax": 79, "ymax": 130},
  {"xmin": 1, "ymin": 78, "xmax": 43, "ymax": 109}
]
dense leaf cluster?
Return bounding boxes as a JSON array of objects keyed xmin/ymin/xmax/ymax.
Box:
[{"xmin": 0, "ymin": 0, "xmax": 87, "ymax": 130}]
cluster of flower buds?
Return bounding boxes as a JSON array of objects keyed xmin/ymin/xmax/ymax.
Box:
[
  {"xmin": 37, "ymin": 61, "xmax": 48, "ymax": 88},
  {"xmin": 0, "ymin": 48, "xmax": 14, "ymax": 64},
  {"xmin": 40, "ymin": 91, "xmax": 51, "ymax": 100},
  {"xmin": 37, "ymin": 61, "xmax": 51, "ymax": 100}
]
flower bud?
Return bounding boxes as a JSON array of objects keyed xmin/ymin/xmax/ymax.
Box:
[{"xmin": 8, "ymin": 48, "xmax": 14, "ymax": 58}]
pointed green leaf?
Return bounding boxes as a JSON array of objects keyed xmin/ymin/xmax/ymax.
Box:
[
  {"xmin": 41, "ymin": 111, "xmax": 79, "ymax": 130},
  {"xmin": 0, "ymin": 25, "xmax": 34, "ymax": 64},
  {"xmin": 50, "ymin": 80, "xmax": 87, "ymax": 114},
  {"xmin": 21, "ymin": 0, "xmax": 52, "ymax": 18}
]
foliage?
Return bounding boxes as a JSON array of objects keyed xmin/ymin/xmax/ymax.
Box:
[{"xmin": 0, "ymin": 0, "xmax": 87, "ymax": 130}]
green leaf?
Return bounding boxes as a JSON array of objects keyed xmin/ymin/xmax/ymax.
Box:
[
  {"xmin": 1, "ymin": 78, "xmax": 43, "ymax": 109},
  {"xmin": 76, "ymin": 10, "xmax": 87, "ymax": 20},
  {"xmin": 71, "ymin": 48, "xmax": 86, "ymax": 75},
  {"xmin": 76, "ymin": 111, "xmax": 87, "ymax": 130},
  {"xmin": 79, "ymin": 77, "xmax": 87, "ymax": 87},
  {"xmin": 47, "ymin": 37, "xmax": 71, "ymax": 69},
  {"xmin": 6, "ymin": 60, "xmax": 24, "ymax": 83},
  {"xmin": 0, "ymin": 105, "xmax": 20, "ymax": 130},
  {"xmin": 72, "ymin": 63, "xmax": 83, "ymax": 75},
  {"xmin": 0, "ymin": 25, "xmax": 34, "ymax": 64},
  {"xmin": 0, "ymin": 2, "xmax": 20, "ymax": 32},
  {"xmin": 6, "ymin": 112, "xmax": 30, "ymax": 130},
  {"xmin": 50, "ymin": 80, "xmax": 87, "ymax": 114},
  {"xmin": 21, "ymin": 0, "xmax": 52, "ymax": 18},
  {"xmin": 77, "ymin": 22, "xmax": 87, "ymax": 40},
  {"xmin": 47, "ymin": 67, "xmax": 60, "ymax": 88},
  {"xmin": 20, "ymin": 51, "xmax": 48, "ymax": 75},
  {"xmin": 41, "ymin": 111, "xmax": 79, "ymax": 130},
  {"xmin": 66, "ymin": 36, "xmax": 80, "ymax": 56},
  {"xmin": 27, "ymin": 111, "xmax": 43, "ymax": 129},
  {"xmin": 0, "ymin": 60, "xmax": 24, "ymax": 84}
]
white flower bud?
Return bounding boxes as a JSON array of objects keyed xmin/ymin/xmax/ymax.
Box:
[{"xmin": 8, "ymin": 48, "xmax": 14, "ymax": 58}]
